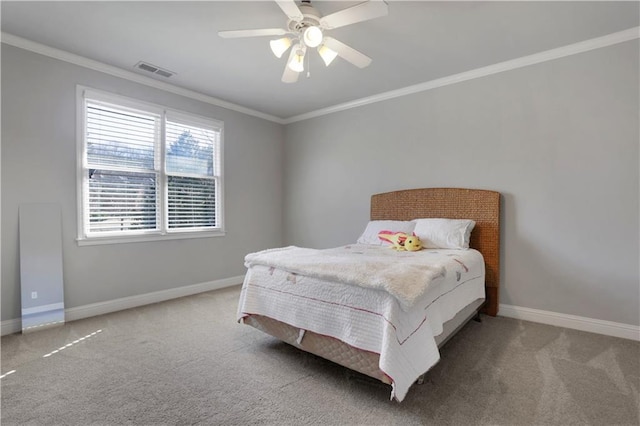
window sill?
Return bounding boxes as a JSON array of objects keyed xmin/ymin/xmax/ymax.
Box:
[{"xmin": 77, "ymin": 230, "xmax": 225, "ymax": 246}]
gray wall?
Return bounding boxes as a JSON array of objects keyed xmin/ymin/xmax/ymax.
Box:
[
  {"xmin": 3, "ymin": 39, "xmax": 638, "ymax": 328},
  {"xmin": 1, "ymin": 44, "xmax": 284, "ymax": 321},
  {"xmin": 284, "ymin": 41, "xmax": 639, "ymax": 326}
]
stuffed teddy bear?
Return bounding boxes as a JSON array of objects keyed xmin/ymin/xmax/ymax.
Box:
[{"xmin": 378, "ymin": 231, "xmax": 423, "ymax": 251}]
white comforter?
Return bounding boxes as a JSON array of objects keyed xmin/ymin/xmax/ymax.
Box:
[
  {"xmin": 245, "ymin": 245, "xmax": 446, "ymax": 311},
  {"xmin": 238, "ymin": 244, "xmax": 485, "ymax": 402}
]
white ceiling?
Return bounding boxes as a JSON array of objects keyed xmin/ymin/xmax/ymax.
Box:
[{"xmin": 1, "ymin": 1, "xmax": 638, "ymax": 120}]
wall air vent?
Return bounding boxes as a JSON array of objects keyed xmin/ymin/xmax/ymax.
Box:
[{"xmin": 134, "ymin": 61, "xmax": 175, "ymax": 78}]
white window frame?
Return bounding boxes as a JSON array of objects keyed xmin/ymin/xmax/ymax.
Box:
[{"xmin": 76, "ymin": 86, "xmax": 225, "ymax": 245}]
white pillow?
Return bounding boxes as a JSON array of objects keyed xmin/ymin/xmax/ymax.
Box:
[
  {"xmin": 412, "ymin": 218, "xmax": 476, "ymax": 249},
  {"xmin": 356, "ymin": 220, "xmax": 416, "ymax": 246}
]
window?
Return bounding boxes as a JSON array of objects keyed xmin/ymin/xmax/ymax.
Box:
[{"xmin": 77, "ymin": 87, "xmax": 223, "ymax": 245}]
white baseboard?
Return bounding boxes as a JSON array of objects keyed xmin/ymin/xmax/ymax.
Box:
[
  {"xmin": 1, "ymin": 318, "xmax": 22, "ymax": 337},
  {"xmin": 4, "ymin": 286, "xmax": 637, "ymax": 341},
  {"xmin": 499, "ymin": 304, "xmax": 640, "ymax": 341},
  {"xmin": 1, "ymin": 276, "xmax": 244, "ymax": 336}
]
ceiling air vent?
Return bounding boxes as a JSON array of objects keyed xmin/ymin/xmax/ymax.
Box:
[{"xmin": 134, "ymin": 61, "xmax": 175, "ymax": 78}]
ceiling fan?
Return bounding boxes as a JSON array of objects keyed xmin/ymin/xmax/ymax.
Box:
[{"xmin": 218, "ymin": 0, "xmax": 389, "ymax": 83}]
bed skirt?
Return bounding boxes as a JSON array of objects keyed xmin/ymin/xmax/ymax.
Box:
[{"xmin": 243, "ymin": 297, "xmax": 484, "ymax": 386}]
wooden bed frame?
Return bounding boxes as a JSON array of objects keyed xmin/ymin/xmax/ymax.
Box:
[{"xmin": 244, "ymin": 187, "xmax": 501, "ymax": 385}]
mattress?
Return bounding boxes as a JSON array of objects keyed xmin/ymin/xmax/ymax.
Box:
[{"xmin": 238, "ymin": 244, "xmax": 485, "ymax": 401}]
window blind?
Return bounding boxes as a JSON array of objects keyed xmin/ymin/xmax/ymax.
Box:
[
  {"xmin": 84, "ymin": 101, "xmax": 160, "ymax": 234},
  {"xmin": 165, "ymin": 119, "xmax": 219, "ymax": 230}
]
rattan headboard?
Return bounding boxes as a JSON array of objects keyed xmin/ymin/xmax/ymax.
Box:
[{"xmin": 371, "ymin": 188, "xmax": 501, "ymax": 316}]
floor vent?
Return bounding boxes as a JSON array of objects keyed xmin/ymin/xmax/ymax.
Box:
[{"xmin": 134, "ymin": 61, "xmax": 175, "ymax": 78}]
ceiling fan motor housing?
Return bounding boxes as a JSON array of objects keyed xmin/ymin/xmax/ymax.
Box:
[{"xmin": 287, "ymin": 4, "xmax": 321, "ymax": 33}]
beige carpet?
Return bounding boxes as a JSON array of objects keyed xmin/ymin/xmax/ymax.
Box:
[{"xmin": 2, "ymin": 285, "xmax": 639, "ymax": 425}]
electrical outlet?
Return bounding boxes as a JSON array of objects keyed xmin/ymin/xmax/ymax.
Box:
[{"xmin": 31, "ymin": 291, "xmax": 38, "ymax": 299}]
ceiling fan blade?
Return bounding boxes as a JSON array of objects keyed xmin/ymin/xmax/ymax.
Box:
[
  {"xmin": 281, "ymin": 46, "xmax": 300, "ymax": 83},
  {"xmin": 320, "ymin": 0, "xmax": 388, "ymax": 30},
  {"xmin": 275, "ymin": 0, "xmax": 304, "ymax": 22},
  {"xmin": 218, "ymin": 28, "xmax": 288, "ymax": 38},
  {"xmin": 281, "ymin": 65, "xmax": 299, "ymax": 83},
  {"xmin": 322, "ymin": 37, "xmax": 372, "ymax": 68}
]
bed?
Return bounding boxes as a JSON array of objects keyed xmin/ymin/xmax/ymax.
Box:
[{"xmin": 237, "ymin": 188, "xmax": 500, "ymax": 401}]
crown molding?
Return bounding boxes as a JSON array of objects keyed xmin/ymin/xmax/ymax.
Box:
[
  {"xmin": 0, "ymin": 32, "xmax": 286, "ymax": 124},
  {"xmin": 2, "ymin": 27, "xmax": 638, "ymax": 125},
  {"xmin": 283, "ymin": 26, "xmax": 640, "ymax": 124}
]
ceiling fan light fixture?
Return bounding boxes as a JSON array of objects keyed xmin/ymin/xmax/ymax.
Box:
[
  {"xmin": 318, "ymin": 44, "xmax": 338, "ymax": 66},
  {"xmin": 303, "ymin": 26, "xmax": 323, "ymax": 48},
  {"xmin": 288, "ymin": 48, "xmax": 306, "ymax": 72},
  {"xmin": 270, "ymin": 37, "xmax": 292, "ymax": 58}
]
